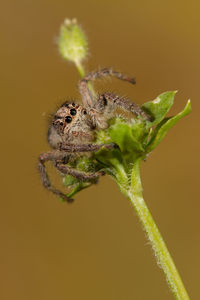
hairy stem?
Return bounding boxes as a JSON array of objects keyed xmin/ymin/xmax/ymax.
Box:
[{"xmin": 124, "ymin": 159, "xmax": 190, "ymax": 300}]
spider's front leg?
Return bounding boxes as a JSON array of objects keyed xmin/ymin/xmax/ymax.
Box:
[
  {"xmin": 38, "ymin": 151, "xmax": 74, "ymax": 202},
  {"xmin": 97, "ymin": 92, "xmax": 151, "ymax": 121},
  {"xmin": 55, "ymin": 164, "xmax": 104, "ymax": 182},
  {"xmin": 38, "ymin": 143, "xmax": 118, "ymax": 202},
  {"xmin": 56, "ymin": 142, "xmax": 119, "ymax": 181},
  {"xmin": 57, "ymin": 141, "xmax": 119, "ymax": 178},
  {"xmin": 56, "ymin": 142, "xmax": 119, "ymax": 180},
  {"xmin": 59, "ymin": 142, "xmax": 118, "ymax": 152},
  {"xmin": 78, "ymin": 68, "xmax": 136, "ymax": 108}
]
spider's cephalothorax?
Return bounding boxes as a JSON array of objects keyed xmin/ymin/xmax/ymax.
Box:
[
  {"xmin": 38, "ymin": 68, "xmax": 150, "ymax": 202},
  {"xmin": 48, "ymin": 102, "xmax": 95, "ymax": 149}
]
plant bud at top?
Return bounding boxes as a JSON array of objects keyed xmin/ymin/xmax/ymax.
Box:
[{"xmin": 58, "ymin": 18, "xmax": 88, "ymax": 64}]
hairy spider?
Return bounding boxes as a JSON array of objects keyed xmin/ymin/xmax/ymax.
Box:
[{"xmin": 38, "ymin": 68, "xmax": 150, "ymax": 202}]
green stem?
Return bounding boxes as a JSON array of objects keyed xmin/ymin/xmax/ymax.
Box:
[
  {"xmin": 75, "ymin": 61, "xmax": 96, "ymax": 96},
  {"xmin": 125, "ymin": 159, "xmax": 190, "ymax": 300},
  {"xmin": 75, "ymin": 61, "xmax": 85, "ymax": 77},
  {"xmin": 75, "ymin": 56, "xmax": 190, "ymax": 300}
]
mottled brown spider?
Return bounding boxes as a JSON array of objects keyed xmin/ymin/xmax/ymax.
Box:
[{"xmin": 38, "ymin": 68, "xmax": 150, "ymax": 202}]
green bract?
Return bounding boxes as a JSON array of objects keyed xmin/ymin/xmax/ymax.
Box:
[{"xmin": 64, "ymin": 91, "xmax": 191, "ymax": 199}]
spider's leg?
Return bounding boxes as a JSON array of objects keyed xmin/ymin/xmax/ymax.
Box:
[
  {"xmin": 56, "ymin": 143, "xmax": 118, "ymax": 180},
  {"xmin": 97, "ymin": 92, "xmax": 151, "ymax": 121},
  {"xmin": 78, "ymin": 68, "xmax": 136, "ymax": 108},
  {"xmin": 38, "ymin": 144, "xmax": 117, "ymax": 202},
  {"xmin": 59, "ymin": 142, "xmax": 118, "ymax": 152},
  {"xmin": 55, "ymin": 163, "xmax": 105, "ymax": 181},
  {"xmin": 38, "ymin": 151, "xmax": 73, "ymax": 203}
]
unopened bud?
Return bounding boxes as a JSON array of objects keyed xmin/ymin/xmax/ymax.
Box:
[{"xmin": 58, "ymin": 18, "xmax": 88, "ymax": 65}]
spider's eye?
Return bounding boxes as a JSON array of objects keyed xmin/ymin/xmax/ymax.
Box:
[
  {"xmin": 60, "ymin": 122, "xmax": 64, "ymax": 126},
  {"xmin": 65, "ymin": 116, "xmax": 72, "ymax": 123},
  {"xmin": 70, "ymin": 108, "xmax": 77, "ymax": 116}
]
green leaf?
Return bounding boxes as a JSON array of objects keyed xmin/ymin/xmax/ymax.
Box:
[
  {"xmin": 63, "ymin": 175, "xmax": 79, "ymax": 187},
  {"xmin": 66, "ymin": 182, "xmax": 92, "ymax": 199},
  {"xmin": 62, "ymin": 157, "xmax": 101, "ymax": 198},
  {"xmin": 146, "ymin": 100, "xmax": 191, "ymax": 153},
  {"xmin": 63, "ymin": 157, "xmax": 96, "ymax": 187},
  {"xmin": 108, "ymin": 118, "xmax": 145, "ymax": 153},
  {"xmin": 142, "ymin": 91, "xmax": 176, "ymax": 127},
  {"xmin": 95, "ymin": 118, "xmax": 148, "ymax": 173}
]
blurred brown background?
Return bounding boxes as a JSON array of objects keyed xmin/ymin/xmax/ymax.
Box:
[{"xmin": 0, "ymin": 0, "xmax": 199, "ymax": 299}]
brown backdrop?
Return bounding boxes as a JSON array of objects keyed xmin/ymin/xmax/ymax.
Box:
[{"xmin": 1, "ymin": 0, "xmax": 199, "ymax": 299}]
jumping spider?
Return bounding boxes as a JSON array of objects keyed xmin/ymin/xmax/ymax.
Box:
[{"xmin": 38, "ymin": 68, "xmax": 150, "ymax": 202}]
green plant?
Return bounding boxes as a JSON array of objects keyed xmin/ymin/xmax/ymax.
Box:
[{"xmin": 58, "ymin": 18, "xmax": 191, "ymax": 300}]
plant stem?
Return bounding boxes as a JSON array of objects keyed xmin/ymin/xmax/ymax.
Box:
[
  {"xmin": 75, "ymin": 61, "xmax": 85, "ymax": 77},
  {"xmin": 74, "ymin": 58, "xmax": 190, "ymax": 300},
  {"xmin": 126, "ymin": 159, "xmax": 190, "ymax": 300},
  {"xmin": 75, "ymin": 61, "xmax": 96, "ymax": 96}
]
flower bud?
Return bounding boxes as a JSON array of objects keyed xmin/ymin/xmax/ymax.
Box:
[{"xmin": 58, "ymin": 18, "xmax": 88, "ymax": 65}]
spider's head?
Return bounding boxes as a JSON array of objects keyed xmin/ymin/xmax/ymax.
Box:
[
  {"xmin": 52, "ymin": 101, "xmax": 90, "ymax": 133},
  {"xmin": 48, "ymin": 102, "xmax": 93, "ymax": 148}
]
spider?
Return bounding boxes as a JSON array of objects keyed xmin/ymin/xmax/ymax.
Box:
[{"xmin": 38, "ymin": 68, "xmax": 150, "ymax": 203}]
